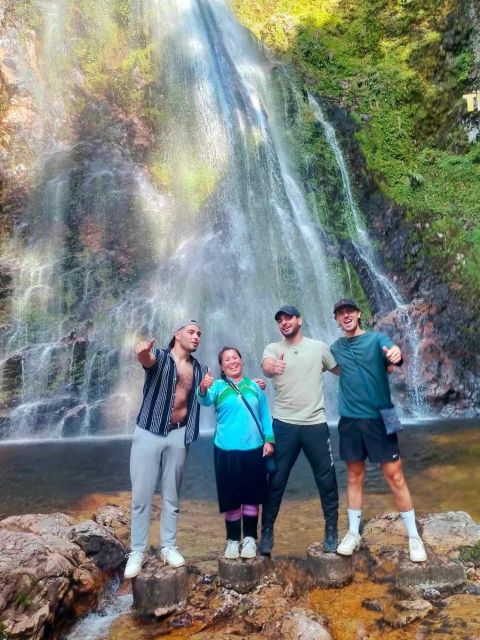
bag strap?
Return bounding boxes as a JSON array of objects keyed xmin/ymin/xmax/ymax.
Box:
[{"xmin": 223, "ymin": 377, "xmax": 265, "ymax": 443}]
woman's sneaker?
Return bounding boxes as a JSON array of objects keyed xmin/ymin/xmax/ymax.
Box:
[
  {"xmin": 124, "ymin": 551, "xmax": 146, "ymax": 579},
  {"xmin": 160, "ymin": 546, "xmax": 185, "ymax": 568},
  {"xmin": 240, "ymin": 537, "xmax": 257, "ymax": 559},
  {"xmin": 408, "ymin": 535, "xmax": 427, "ymax": 562},
  {"xmin": 224, "ymin": 540, "xmax": 240, "ymax": 559},
  {"xmin": 336, "ymin": 530, "xmax": 361, "ymax": 556}
]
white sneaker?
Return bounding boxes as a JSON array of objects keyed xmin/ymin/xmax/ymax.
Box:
[
  {"xmin": 337, "ymin": 530, "xmax": 361, "ymax": 556},
  {"xmin": 124, "ymin": 551, "xmax": 145, "ymax": 579},
  {"xmin": 409, "ymin": 535, "xmax": 427, "ymax": 562},
  {"xmin": 224, "ymin": 540, "xmax": 240, "ymax": 559},
  {"xmin": 160, "ymin": 546, "xmax": 185, "ymax": 568},
  {"xmin": 240, "ymin": 537, "xmax": 257, "ymax": 559}
]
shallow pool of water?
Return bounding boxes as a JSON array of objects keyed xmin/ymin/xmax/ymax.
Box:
[{"xmin": 1, "ymin": 418, "xmax": 479, "ymax": 520}]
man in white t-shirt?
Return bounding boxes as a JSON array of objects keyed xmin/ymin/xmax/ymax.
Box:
[{"xmin": 259, "ymin": 305, "xmax": 340, "ymax": 555}]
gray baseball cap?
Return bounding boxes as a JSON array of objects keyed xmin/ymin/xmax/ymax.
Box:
[{"xmin": 169, "ymin": 319, "xmax": 201, "ymax": 347}]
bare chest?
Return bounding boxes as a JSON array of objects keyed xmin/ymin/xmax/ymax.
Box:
[{"xmin": 175, "ymin": 361, "xmax": 194, "ymax": 394}]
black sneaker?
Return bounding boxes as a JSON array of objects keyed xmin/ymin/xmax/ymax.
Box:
[
  {"xmin": 258, "ymin": 527, "xmax": 274, "ymax": 555},
  {"xmin": 322, "ymin": 524, "xmax": 338, "ymax": 553}
]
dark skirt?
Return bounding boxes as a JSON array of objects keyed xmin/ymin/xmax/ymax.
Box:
[{"xmin": 214, "ymin": 445, "xmax": 267, "ymax": 513}]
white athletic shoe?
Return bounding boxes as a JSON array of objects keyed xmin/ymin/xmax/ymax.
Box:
[
  {"xmin": 240, "ymin": 537, "xmax": 257, "ymax": 559},
  {"xmin": 224, "ymin": 540, "xmax": 240, "ymax": 560},
  {"xmin": 408, "ymin": 535, "xmax": 427, "ymax": 562},
  {"xmin": 161, "ymin": 546, "xmax": 185, "ymax": 568},
  {"xmin": 336, "ymin": 530, "xmax": 361, "ymax": 556},
  {"xmin": 124, "ymin": 551, "xmax": 146, "ymax": 579}
]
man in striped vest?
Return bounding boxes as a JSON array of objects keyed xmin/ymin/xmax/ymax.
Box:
[{"xmin": 124, "ymin": 320, "xmax": 208, "ymax": 578}]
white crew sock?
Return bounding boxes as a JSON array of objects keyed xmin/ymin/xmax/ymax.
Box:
[
  {"xmin": 400, "ymin": 509, "xmax": 419, "ymax": 537},
  {"xmin": 348, "ymin": 508, "xmax": 362, "ymax": 534}
]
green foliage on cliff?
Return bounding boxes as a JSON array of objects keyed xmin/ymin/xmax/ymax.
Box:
[{"xmin": 232, "ymin": 0, "xmax": 480, "ymax": 297}]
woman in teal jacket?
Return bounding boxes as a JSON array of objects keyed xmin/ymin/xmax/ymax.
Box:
[{"xmin": 198, "ymin": 347, "xmax": 275, "ymax": 560}]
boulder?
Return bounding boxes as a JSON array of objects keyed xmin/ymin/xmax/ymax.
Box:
[
  {"xmin": 69, "ymin": 520, "xmax": 126, "ymax": 572},
  {"xmin": 93, "ymin": 504, "xmax": 130, "ymax": 531},
  {"xmin": 395, "ymin": 561, "xmax": 467, "ymax": 598},
  {"xmin": 279, "ymin": 607, "xmax": 332, "ymax": 640},
  {"xmin": 0, "ymin": 512, "xmax": 127, "ymax": 639},
  {"xmin": 419, "ymin": 511, "xmax": 480, "ymax": 558},
  {"xmin": 381, "ymin": 598, "xmax": 433, "ymax": 627},
  {"xmin": 0, "ymin": 522, "xmax": 100, "ymax": 639},
  {"xmin": 61, "ymin": 404, "xmax": 87, "ymax": 438}
]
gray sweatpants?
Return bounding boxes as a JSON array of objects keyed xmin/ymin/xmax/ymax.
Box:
[{"xmin": 130, "ymin": 425, "xmax": 188, "ymax": 552}]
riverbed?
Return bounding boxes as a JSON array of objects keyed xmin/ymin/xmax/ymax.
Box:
[{"xmin": 1, "ymin": 419, "xmax": 479, "ymax": 640}]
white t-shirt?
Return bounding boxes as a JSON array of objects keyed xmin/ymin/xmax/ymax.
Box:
[{"xmin": 262, "ymin": 336, "xmax": 337, "ymax": 424}]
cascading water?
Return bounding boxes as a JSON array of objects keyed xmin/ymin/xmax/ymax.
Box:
[
  {"xmin": 0, "ymin": 0, "xmax": 428, "ymax": 440},
  {"xmin": 307, "ymin": 95, "xmax": 427, "ymax": 417}
]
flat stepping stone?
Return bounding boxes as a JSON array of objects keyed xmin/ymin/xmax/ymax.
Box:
[
  {"xmin": 307, "ymin": 544, "xmax": 353, "ymax": 587},
  {"xmin": 218, "ymin": 555, "xmax": 269, "ymax": 593},
  {"xmin": 395, "ymin": 560, "xmax": 467, "ymax": 598},
  {"xmin": 132, "ymin": 557, "xmax": 187, "ymax": 616}
]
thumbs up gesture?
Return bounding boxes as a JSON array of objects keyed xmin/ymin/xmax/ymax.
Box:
[
  {"xmin": 273, "ymin": 352, "xmax": 286, "ymax": 375},
  {"xmin": 383, "ymin": 345, "xmax": 402, "ymax": 365},
  {"xmin": 200, "ymin": 368, "xmax": 214, "ymax": 394}
]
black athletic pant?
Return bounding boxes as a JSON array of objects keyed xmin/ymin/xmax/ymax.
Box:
[{"xmin": 262, "ymin": 419, "xmax": 339, "ymax": 529}]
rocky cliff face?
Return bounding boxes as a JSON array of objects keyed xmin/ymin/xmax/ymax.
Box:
[
  {"xmin": 0, "ymin": 1, "xmax": 157, "ymax": 435},
  {"xmin": 327, "ymin": 103, "xmax": 480, "ymax": 416},
  {"xmin": 231, "ymin": 0, "xmax": 480, "ymax": 417},
  {"xmin": 0, "ymin": 0, "xmax": 478, "ymax": 432}
]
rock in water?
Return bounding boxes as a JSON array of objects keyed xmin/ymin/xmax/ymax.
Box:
[
  {"xmin": 395, "ymin": 560, "xmax": 467, "ymax": 598},
  {"xmin": 132, "ymin": 557, "xmax": 187, "ymax": 616},
  {"xmin": 218, "ymin": 555, "xmax": 270, "ymax": 593},
  {"xmin": 306, "ymin": 544, "xmax": 353, "ymax": 587},
  {"xmin": 280, "ymin": 607, "xmax": 332, "ymax": 640},
  {"xmin": 381, "ymin": 598, "xmax": 433, "ymax": 628}
]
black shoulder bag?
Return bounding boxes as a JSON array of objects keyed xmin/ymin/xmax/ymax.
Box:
[
  {"xmin": 224, "ymin": 378, "xmax": 277, "ymax": 473},
  {"xmin": 345, "ymin": 340, "xmax": 403, "ymax": 435}
]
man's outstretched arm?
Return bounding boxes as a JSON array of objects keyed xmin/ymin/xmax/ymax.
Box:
[{"xmin": 136, "ymin": 338, "xmax": 156, "ymax": 368}]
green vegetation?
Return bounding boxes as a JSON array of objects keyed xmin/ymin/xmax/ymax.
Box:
[
  {"xmin": 13, "ymin": 590, "xmax": 32, "ymax": 610},
  {"xmin": 232, "ymin": 0, "xmax": 480, "ymax": 300},
  {"xmin": 459, "ymin": 541, "xmax": 480, "ymax": 565},
  {"xmin": 71, "ymin": 0, "xmax": 156, "ymax": 118}
]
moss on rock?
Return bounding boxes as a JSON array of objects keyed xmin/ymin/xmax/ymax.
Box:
[{"xmin": 232, "ymin": 0, "xmax": 480, "ymax": 301}]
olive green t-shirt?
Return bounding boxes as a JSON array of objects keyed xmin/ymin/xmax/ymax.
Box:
[{"xmin": 262, "ymin": 336, "xmax": 337, "ymax": 425}]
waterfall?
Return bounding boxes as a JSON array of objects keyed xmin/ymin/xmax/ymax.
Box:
[
  {"xmin": 0, "ymin": 0, "xmax": 427, "ymax": 439},
  {"xmin": 308, "ymin": 95, "xmax": 427, "ymax": 417}
]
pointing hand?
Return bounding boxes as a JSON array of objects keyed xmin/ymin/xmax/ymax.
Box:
[
  {"xmin": 200, "ymin": 368, "xmax": 214, "ymax": 394},
  {"xmin": 135, "ymin": 338, "xmax": 155, "ymax": 357},
  {"xmin": 383, "ymin": 345, "xmax": 402, "ymax": 365}
]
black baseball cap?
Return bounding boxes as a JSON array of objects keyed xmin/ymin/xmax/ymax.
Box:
[
  {"xmin": 333, "ymin": 298, "xmax": 361, "ymax": 314},
  {"xmin": 274, "ymin": 305, "xmax": 301, "ymax": 321}
]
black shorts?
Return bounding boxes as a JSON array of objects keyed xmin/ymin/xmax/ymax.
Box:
[{"xmin": 338, "ymin": 417, "xmax": 400, "ymax": 464}]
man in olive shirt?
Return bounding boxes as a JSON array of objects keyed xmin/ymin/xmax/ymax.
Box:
[{"xmin": 259, "ymin": 305, "xmax": 340, "ymax": 554}]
